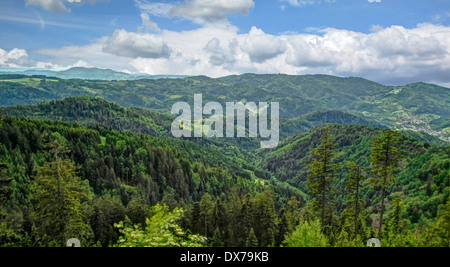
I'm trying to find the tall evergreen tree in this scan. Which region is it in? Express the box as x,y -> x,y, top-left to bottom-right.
211,227 -> 224,247
30,133 -> 93,246
389,198 -> 402,240
226,187 -> 242,247
211,197 -> 226,235
345,161 -> 365,245
199,193 -> 214,238
287,196 -> 300,229
367,129 -> 402,240
306,126 -> 337,233
251,191 -> 277,247
238,194 -> 253,246
275,208 -> 290,247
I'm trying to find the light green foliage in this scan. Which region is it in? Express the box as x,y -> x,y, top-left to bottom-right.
283,219 -> 329,247
114,204 -> 207,247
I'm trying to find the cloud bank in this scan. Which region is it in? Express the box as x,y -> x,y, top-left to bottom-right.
6,22 -> 447,87
4,0 -> 450,87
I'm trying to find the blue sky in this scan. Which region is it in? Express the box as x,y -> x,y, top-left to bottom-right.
1,0 -> 450,86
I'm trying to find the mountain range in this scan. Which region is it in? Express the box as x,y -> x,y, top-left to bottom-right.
0,69 -> 449,143
0,71 -> 449,247
0,67 -> 188,81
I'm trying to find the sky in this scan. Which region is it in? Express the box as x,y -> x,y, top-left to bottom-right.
1,0 -> 450,86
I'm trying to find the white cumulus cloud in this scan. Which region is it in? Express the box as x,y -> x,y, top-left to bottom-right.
0,48 -> 31,67
102,29 -> 172,59
8,22 -> 450,87
26,0 -> 108,13
171,0 -> 255,23
241,27 -> 287,63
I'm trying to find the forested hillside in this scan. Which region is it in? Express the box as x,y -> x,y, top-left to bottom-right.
0,115 -> 306,246
0,111 -> 448,247
0,74 -> 448,247
261,124 -> 449,229
2,96 -> 447,147
1,73 -> 449,142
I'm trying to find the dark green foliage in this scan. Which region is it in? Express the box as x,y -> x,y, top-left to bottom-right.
275,208 -> 290,247
0,87 -> 448,247
368,130 -> 403,240
0,115 -> 303,246
344,162 -> 365,244
1,97 -> 173,137
90,194 -> 126,247
262,124 -> 449,246
430,116 -> 450,131
245,228 -> 258,247
1,73 -> 449,142
280,110 -> 386,140
306,126 -> 337,233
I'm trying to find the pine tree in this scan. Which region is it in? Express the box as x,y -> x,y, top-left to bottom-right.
388,198 -> 402,245
30,133 -> 93,247
367,129 -> 402,240
238,194 -> 252,246
345,161 -> 365,245
306,126 -> 337,234
199,193 -> 214,237
251,191 -> 277,247
335,215 -> 354,247
211,227 -> 224,247
211,197 -> 226,236
287,196 -> 300,229
245,228 -> 258,247
226,187 -> 242,247
275,208 -> 290,247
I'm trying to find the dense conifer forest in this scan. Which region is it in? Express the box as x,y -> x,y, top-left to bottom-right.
0,74 -> 448,247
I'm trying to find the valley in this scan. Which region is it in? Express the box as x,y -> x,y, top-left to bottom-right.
0,72 -> 448,247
